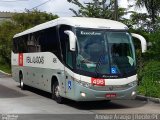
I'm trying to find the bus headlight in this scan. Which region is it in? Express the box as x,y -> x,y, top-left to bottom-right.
128,81 -> 137,87
74,79 -> 92,88
79,80 -> 92,88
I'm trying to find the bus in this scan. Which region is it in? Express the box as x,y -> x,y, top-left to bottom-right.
11,17 -> 147,103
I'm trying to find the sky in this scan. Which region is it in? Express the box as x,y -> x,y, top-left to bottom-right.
0,0 -> 146,16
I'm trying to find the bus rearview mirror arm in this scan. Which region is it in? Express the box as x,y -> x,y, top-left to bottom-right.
131,33 -> 147,53
64,30 -> 77,51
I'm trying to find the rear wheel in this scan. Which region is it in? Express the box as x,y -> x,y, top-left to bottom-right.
19,72 -> 26,90
52,81 -> 64,104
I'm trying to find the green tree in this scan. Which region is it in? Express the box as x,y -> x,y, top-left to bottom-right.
146,30 -> 160,60
135,0 -> 160,25
0,21 -> 22,64
130,12 -> 151,31
67,0 -> 127,21
12,9 -> 58,29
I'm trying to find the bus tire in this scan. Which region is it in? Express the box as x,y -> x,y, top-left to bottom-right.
19,72 -> 26,90
52,81 -> 64,104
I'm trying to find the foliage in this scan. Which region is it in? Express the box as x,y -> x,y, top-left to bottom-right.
67,0 -> 127,20
0,10 -> 58,65
135,0 -> 160,25
130,28 -> 160,98
138,61 -> 160,98
147,30 -> 160,59
130,12 -> 150,31
12,9 -> 58,29
0,59 -> 11,73
0,21 -> 22,64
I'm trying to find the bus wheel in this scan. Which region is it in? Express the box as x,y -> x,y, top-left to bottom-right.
19,73 -> 26,90
52,81 -> 64,104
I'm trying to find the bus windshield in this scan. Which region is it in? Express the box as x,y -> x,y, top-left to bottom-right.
75,28 -> 136,77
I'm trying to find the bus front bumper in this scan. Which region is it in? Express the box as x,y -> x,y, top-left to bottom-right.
73,83 -> 137,101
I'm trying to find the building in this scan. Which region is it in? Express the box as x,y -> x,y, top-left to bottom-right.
0,12 -> 14,23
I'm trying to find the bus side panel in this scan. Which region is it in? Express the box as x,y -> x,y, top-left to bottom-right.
12,52 -> 66,95
22,66 -> 65,94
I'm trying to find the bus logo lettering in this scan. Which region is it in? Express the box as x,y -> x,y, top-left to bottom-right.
26,56 -> 44,64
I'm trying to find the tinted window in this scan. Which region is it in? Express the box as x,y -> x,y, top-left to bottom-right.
59,25 -> 72,63
13,38 -> 18,53
39,27 -> 61,58
13,35 -> 27,53
27,33 -> 40,53
13,26 -> 61,60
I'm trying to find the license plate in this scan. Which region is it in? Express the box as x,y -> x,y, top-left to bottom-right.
105,93 -> 116,98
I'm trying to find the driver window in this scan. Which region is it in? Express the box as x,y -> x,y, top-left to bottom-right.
59,25 -> 73,68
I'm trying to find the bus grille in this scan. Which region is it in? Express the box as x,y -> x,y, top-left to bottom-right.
90,84 -> 131,91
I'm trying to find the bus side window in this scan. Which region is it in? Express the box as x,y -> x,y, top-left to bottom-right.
13,38 -> 19,53
17,35 -> 27,53
13,35 -> 28,53
36,27 -> 61,59
27,33 -> 41,53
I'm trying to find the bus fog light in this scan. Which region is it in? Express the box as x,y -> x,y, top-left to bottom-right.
80,92 -> 86,97
131,91 -> 136,97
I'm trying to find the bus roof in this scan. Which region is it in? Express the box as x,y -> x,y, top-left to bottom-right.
13,17 -> 128,38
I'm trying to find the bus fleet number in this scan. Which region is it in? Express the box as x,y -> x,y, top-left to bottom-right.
91,78 -> 105,86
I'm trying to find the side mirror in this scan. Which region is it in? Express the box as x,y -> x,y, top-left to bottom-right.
64,30 -> 76,51
131,33 -> 147,53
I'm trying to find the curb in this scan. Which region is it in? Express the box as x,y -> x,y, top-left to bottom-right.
136,95 -> 160,104
0,70 -> 11,76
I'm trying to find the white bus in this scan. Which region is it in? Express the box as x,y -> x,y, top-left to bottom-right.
12,17 -> 147,103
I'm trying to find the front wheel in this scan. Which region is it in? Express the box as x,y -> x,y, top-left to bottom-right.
52,81 -> 64,104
